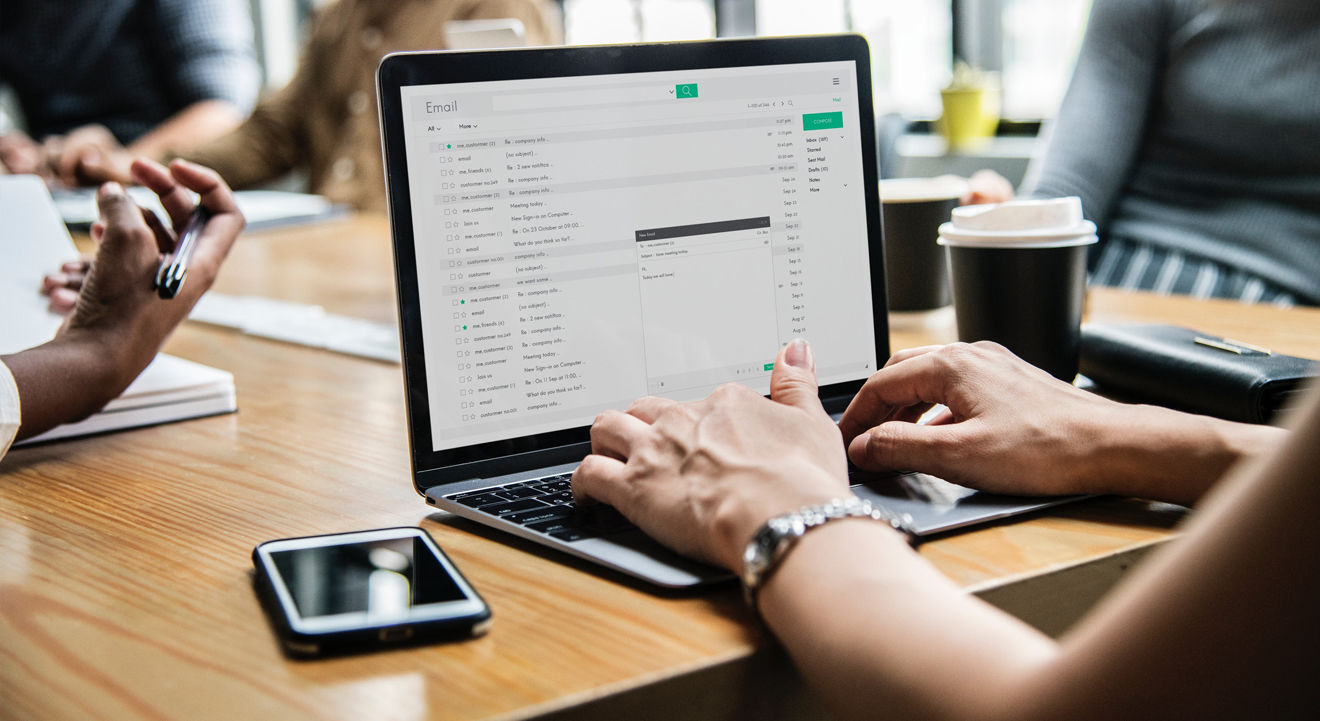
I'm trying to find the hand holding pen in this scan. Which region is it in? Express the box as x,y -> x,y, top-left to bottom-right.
42,159 -> 243,313
17,158 -> 244,437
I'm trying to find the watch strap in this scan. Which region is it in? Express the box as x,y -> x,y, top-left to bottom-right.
740,497 -> 917,613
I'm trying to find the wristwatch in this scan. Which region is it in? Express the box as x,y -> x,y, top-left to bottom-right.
740,497 -> 917,613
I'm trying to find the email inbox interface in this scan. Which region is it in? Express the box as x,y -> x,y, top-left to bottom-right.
401,61 -> 877,451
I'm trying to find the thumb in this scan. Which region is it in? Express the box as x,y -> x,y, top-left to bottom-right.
770,339 -> 825,416
95,182 -> 148,242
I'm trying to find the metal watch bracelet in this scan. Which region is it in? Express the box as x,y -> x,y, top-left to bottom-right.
740,497 -> 917,613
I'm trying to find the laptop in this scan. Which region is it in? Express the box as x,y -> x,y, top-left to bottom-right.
377,35 -> 1080,588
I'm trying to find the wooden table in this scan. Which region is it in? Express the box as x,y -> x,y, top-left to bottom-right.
3,214 -> 1316,721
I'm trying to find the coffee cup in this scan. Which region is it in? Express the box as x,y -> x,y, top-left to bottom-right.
938,197 -> 1097,381
880,176 -> 966,313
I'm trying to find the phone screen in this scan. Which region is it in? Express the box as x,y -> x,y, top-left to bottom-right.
270,536 -> 467,620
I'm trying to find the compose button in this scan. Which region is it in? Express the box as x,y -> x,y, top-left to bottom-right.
675,83 -> 699,99
802,111 -> 843,131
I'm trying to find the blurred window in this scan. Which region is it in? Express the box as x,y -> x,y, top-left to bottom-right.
554,0 -> 1092,120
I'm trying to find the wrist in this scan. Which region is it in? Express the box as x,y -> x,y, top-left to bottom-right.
740,497 -> 917,615
713,467 -> 849,571
57,326 -> 147,400
1078,402 -> 1281,505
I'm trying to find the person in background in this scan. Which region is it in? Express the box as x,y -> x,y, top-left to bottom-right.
967,0 -> 1320,306
0,0 -> 260,187
182,0 -> 563,213
571,339 -> 1317,720
0,159 -> 243,461
38,0 -> 560,314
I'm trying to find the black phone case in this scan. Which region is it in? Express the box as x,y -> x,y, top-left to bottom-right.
252,528 -> 492,658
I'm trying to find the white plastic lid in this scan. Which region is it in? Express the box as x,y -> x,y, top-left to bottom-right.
938,197 -> 1097,248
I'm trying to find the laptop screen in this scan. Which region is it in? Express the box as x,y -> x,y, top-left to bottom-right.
379,38 -> 888,478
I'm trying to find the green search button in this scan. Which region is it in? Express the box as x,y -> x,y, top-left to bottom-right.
675,83 -> 699,99
802,111 -> 843,131
763,362 -> 775,371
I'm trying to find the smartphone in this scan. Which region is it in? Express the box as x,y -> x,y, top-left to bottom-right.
252,527 -> 491,657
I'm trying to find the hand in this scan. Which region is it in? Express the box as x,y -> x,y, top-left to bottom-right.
0,129 -> 43,175
4,157 -> 243,439
42,124 -> 134,186
839,342 -> 1122,496
571,340 -> 853,570
961,169 -> 1014,206
59,157 -> 244,388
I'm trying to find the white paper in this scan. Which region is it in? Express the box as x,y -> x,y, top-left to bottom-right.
0,175 -> 80,354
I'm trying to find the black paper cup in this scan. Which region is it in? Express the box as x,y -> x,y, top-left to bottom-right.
940,232 -> 1095,381
880,178 -> 965,312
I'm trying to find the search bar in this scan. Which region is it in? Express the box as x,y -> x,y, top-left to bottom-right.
492,84 -> 683,112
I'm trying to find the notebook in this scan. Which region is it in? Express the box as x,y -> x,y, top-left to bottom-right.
377,36 -> 1079,588
1,175 -> 237,446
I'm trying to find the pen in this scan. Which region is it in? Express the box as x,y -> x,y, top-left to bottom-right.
154,204 -> 210,300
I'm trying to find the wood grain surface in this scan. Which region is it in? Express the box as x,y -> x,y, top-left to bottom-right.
2,214 -> 1316,721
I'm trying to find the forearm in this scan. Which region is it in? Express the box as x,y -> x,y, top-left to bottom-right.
127,100 -> 245,161
1021,0 -> 1162,224
759,521 -> 1057,721
1,333 -> 136,440
1074,402 -> 1287,506
180,84 -> 307,190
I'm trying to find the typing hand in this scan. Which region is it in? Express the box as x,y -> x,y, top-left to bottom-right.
572,340 -> 852,570
838,342 -> 1121,496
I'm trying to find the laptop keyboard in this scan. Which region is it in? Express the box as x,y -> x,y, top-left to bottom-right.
445,473 -> 636,542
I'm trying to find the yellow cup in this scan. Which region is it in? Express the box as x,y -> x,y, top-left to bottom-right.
937,87 -> 1000,151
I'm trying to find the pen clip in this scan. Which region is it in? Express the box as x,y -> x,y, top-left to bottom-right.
154,205 -> 211,299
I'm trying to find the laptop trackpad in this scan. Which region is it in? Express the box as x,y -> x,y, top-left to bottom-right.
851,471 -> 1085,536
575,531 -> 731,587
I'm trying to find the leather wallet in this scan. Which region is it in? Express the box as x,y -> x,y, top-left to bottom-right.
1079,323 -> 1317,424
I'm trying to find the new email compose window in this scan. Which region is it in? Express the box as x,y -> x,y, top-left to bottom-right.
400,60 -> 877,450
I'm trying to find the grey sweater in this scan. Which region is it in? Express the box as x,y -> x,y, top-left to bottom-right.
1023,0 -> 1320,304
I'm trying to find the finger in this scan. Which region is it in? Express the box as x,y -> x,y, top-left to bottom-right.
589,409 -> 651,461
847,420 -> 972,476
571,453 -> 629,506
625,395 -> 677,424
60,259 -> 92,274
59,146 -> 93,187
95,182 -> 151,245
47,288 -> 80,315
141,207 -> 177,254
885,344 -> 943,368
837,351 -> 954,443
76,152 -> 108,184
165,158 -> 241,217
130,157 -> 195,230
162,159 -> 244,270
41,271 -> 84,293
769,338 -> 828,417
